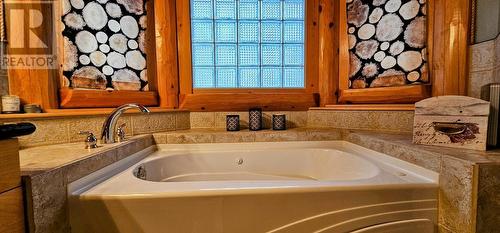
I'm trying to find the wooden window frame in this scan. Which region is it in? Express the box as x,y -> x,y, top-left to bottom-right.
175,0 -> 320,111
57,0 -> 159,108
4,0 -> 473,113
334,0 -> 471,105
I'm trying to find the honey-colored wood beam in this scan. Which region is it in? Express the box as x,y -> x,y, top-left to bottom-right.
181,93 -> 319,111
339,85 -> 432,104
318,0 -> 337,106
153,0 -> 179,108
59,89 -> 158,108
5,1 -> 58,110
430,0 -> 471,96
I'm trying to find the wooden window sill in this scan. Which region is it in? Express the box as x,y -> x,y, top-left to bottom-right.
0,108 -> 187,120
309,104 -> 415,111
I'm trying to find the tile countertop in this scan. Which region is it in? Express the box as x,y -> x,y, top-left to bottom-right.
19,128 -> 500,177
19,135 -> 156,176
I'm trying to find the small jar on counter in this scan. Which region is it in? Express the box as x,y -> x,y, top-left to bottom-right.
24,104 -> 42,113
1,95 -> 21,114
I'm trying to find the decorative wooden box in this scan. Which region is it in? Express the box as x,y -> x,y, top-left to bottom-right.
413,96 -> 490,151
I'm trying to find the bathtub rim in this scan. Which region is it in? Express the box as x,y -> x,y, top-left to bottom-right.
69,141 -> 439,199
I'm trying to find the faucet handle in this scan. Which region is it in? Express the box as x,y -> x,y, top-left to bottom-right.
117,123 -> 127,142
79,131 -> 98,149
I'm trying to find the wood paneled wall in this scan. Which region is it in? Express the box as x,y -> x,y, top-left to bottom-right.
3,0 -> 475,111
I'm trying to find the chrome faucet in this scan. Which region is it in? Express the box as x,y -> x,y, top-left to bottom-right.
101,103 -> 150,144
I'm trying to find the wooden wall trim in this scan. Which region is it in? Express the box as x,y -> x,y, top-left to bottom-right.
181,93 -> 319,111
431,0 -> 470,96
59,89 -> 158,108
317,104 -> 415,111
176,0 -> 193,104
318,0 -> 337,106
306,0 -> 320,93
339,85 -> 432,104
153,0 -> 179,108
337,0 -> 349,92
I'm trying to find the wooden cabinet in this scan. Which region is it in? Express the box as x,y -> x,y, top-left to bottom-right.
0,138 -> 25,233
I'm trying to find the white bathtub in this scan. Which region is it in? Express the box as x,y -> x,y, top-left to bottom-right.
69,141 -> 438,233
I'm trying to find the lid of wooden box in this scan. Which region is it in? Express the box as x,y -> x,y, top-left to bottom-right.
415,95 -> 490,116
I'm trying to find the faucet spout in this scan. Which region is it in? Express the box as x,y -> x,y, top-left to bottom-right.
101,103 -> 150,144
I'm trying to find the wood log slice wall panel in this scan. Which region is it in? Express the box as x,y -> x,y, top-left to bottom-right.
61,0 -> 148,91
346,0 -> 429,89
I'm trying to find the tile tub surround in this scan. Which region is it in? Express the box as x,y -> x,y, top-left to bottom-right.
20,128 -> 500,233
468,34 -> 500,98
21,135 -> 155,233
345,131 -> 500,233
190,111 -> 309,129
0,111 -> 190,148
307,109 -> 414,132
190,109 -> 414,133
0,109 -> 412,148
476,164 -> 500,233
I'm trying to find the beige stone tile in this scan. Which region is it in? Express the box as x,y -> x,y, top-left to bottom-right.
345,131 -> 442,172
64,149 -> 118,183
254,130 -> 306,142
213,131 -> 255,143
476,164 -> 500,233
175,112 -> 191,130
468,70 -> 495,98
29,169 -> 70,233
343,111 -> 373,130
305,129 -> 343,141
17,118 -> 70,148
190,112 -> 216,128
307,111 -> 336,128
167,133 -> 214,144
114,136 -> 154,161
372,111 -> 414,132
307,110 -> 413,132
289,111 -> 308,128
470,40 -> 496,72
67,116 -> 106,143
131,113 -> 176,134
153,133 -> 168,144
438,156 -> 475,233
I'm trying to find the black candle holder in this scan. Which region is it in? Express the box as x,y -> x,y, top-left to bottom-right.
249,108 -> 263,131
226,115 -> 240,131
272,114 -> 287,130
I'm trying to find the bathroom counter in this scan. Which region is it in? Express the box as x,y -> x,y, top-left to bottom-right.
18,128 -> 500,233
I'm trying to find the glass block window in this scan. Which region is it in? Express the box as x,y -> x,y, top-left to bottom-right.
190,0 -> 305,88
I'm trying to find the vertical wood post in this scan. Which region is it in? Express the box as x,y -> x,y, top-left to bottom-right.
5,1 -> 58,110
153,0 -> 180,108
431,0 -> 471,96
318,0 -> 337,106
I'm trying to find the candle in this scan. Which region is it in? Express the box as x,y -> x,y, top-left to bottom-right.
249,108 -> 263,131
226,115 -> 240,131
2,95 -> 20,114
272,114 -> 287,130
